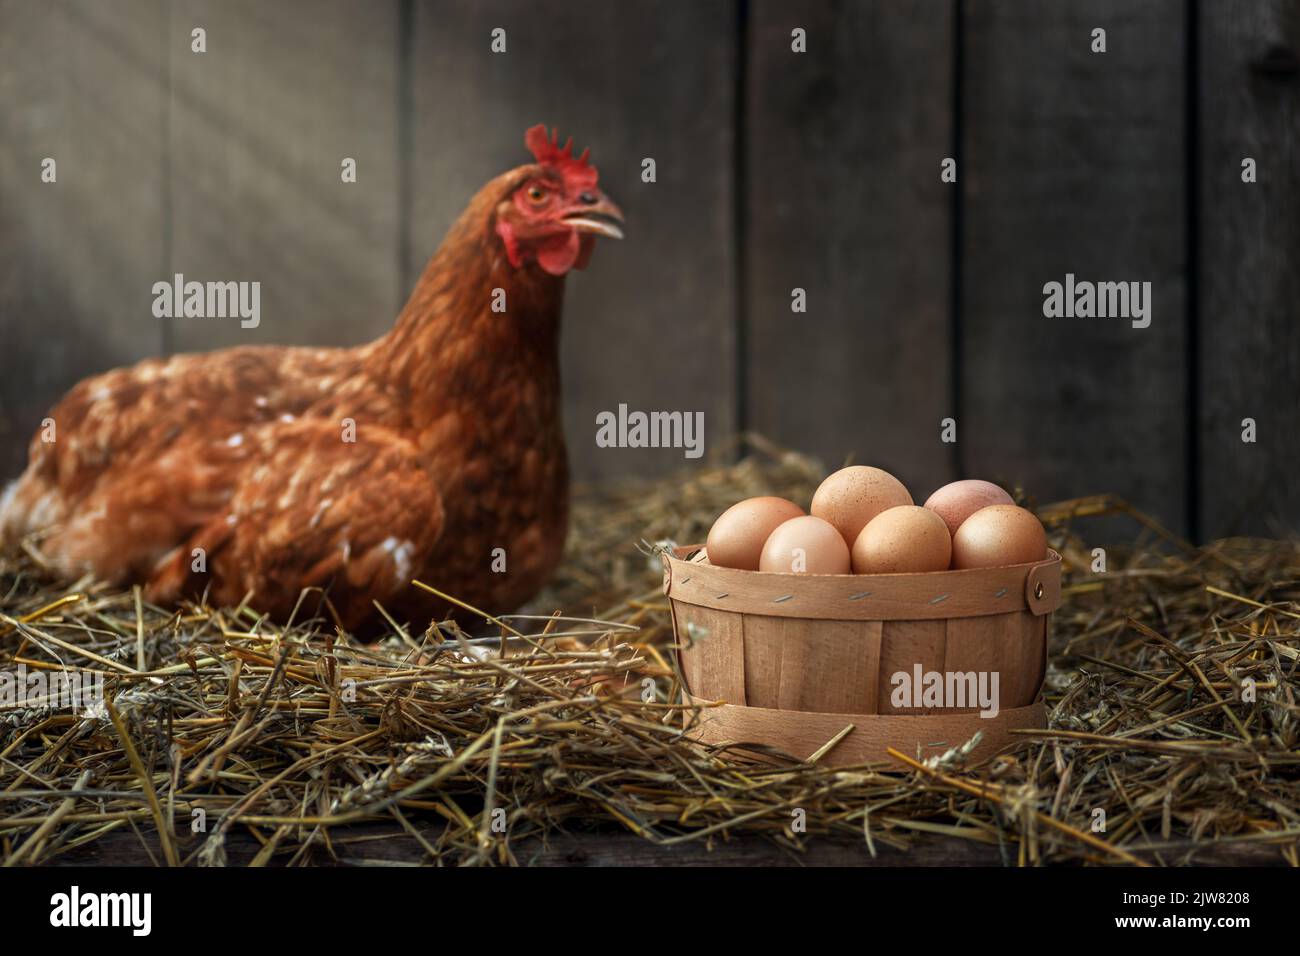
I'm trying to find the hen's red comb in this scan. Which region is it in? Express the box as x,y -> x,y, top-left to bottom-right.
525,124 -> 599,190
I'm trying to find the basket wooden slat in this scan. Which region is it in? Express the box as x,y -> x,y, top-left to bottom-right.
678,603 -> 746,705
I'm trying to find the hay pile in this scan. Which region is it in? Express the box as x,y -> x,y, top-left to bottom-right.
2,438 -> 1298,866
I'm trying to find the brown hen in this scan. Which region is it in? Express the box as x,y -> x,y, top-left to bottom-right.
1,125 -> 624,630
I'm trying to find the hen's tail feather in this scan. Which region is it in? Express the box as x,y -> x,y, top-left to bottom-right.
0,477 -> 23,546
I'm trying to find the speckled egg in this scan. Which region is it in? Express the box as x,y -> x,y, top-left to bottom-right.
810,466 -> 913,546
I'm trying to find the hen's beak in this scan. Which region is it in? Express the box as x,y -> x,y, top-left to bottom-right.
562,192 -> 625,240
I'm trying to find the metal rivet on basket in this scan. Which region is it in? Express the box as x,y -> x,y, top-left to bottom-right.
714,592 -> 729,600
929,593 -> 950,605
848,591 -> 872,601
1034,581 -> 1045,599
773,594 -> 794,603
994,587 -> 1008,598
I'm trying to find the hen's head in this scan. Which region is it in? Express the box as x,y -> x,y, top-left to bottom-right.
493,125 -> 624,276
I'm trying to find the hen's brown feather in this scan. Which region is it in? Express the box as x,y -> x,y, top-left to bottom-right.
145,418 -> 444,628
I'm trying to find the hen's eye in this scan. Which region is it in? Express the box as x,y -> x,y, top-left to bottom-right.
527,186 -> 547,203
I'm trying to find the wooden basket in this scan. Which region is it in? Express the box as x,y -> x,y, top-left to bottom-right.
664,545 -> 1061,767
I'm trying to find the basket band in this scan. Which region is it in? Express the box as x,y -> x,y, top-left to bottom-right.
682,695 -> 1047,767
664,548 -> 1062,621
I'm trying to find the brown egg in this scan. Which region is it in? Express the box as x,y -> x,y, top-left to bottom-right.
759,515 -> 851,574
811,466 -> 913,546
705,496 -> 805,570
852,505 -> 952,574
951,505 -> 1047,569
923,479 -> 1015,537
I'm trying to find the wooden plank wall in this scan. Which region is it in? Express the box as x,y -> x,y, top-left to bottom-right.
1199,0 -> 1300,539
1,0 -> 1298,541
0,0 -> 167,479
961,0 -> 1189,532
746,0 -> 956,499
168,0 -> 403,355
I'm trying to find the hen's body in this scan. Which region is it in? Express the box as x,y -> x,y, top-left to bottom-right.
0,147 -> 601,629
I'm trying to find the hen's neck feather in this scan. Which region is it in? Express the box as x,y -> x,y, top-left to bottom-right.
371,171 -> 565,417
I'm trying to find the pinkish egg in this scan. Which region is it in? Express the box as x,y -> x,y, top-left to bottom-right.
811,466 -> 913,546
923,479 -> 1015,537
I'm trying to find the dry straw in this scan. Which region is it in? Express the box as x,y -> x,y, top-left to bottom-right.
2,436 -> 1297,866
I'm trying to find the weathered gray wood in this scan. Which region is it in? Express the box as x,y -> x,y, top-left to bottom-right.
409,0 -> 739,482
1198,1 -> 1300,539
0,0 -> 167,480
5,0 -> 1300,545
961,1 -> 1189,535
746,0 -> 957,498
43,821 -> 1292,867
39,824 -> 1005,866
168,0 -> 402,353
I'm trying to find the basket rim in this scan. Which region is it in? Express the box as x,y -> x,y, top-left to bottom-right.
663,546 -> 1062,620
668,544 -> 1060,580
